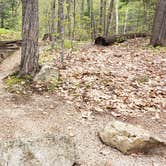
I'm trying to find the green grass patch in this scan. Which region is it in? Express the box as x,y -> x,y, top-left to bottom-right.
137,75 -> 149,84
0,28 -> 21,40
5,74 -> 31,94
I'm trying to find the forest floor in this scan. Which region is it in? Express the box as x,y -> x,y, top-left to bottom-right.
0,38 -> 166,165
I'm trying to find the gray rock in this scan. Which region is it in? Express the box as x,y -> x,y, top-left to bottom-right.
0,135 -> 76,166
99,120 -> 165,154
34,64 -> 59,82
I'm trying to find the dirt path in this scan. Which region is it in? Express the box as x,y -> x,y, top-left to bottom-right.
0,94 -> 165,166
0,41 -> 166,165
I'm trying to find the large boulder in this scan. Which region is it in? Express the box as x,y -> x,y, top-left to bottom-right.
34,64 -> 59,82
99,120 -> 165,154
0,135 -> 76,166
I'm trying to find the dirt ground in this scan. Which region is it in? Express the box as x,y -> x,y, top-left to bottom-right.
0,38 -> 166,166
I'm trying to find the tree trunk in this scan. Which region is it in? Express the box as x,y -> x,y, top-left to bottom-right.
72,0 -> 76,40
91,0 -> 96,39
103,0 -> 107,36
115,0 -> 119,35
105,0 -> 114,36
81,0 -> 84,19
1,16 -> 4,28
0,2 -> 4,28
99,0 -> 104,34
20,0 -> 39,77
123,7 -> 128,34
143,0 -> 150,31
66,0 -> 72,40
150,0 -> 166,46
57,0 -> 63,38
58,0 -> 64,62
50,0 -> 56,48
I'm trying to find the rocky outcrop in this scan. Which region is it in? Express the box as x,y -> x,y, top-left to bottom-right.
99,120 -> 165,154
0,135 -> 76,166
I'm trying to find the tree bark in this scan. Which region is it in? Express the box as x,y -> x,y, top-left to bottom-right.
81,0 -> 84,19
58,0 -> 64,62
66,0 -> 72,39
91,0 -> 96,39
115,0 -> 119,35
123,7 -> 128,34
50,0 -> 56,48
150,0 -> 166,46
103,0 -> 107,36
0,1 -> 5,28
105,0 -> 114,36
20,0 -> 39,77
72,0 -> 76,40
99,0 -> 104,34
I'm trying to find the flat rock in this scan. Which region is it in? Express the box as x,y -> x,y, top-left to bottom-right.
0,135 -> 76,166
99,120 -> 165,154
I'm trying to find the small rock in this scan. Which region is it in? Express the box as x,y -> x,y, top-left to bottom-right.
99,120 -> 166,154
34,64 -> 59,82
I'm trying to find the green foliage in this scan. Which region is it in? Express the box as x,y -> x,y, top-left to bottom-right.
0,0 -> 21,30
1,0 -> 156,42
0,28 -> 20,40
64,40 -> 72,49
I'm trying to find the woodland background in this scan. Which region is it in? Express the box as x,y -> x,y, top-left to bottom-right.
0,0 -> 156,41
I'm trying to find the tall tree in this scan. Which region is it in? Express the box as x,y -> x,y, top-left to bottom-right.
81,0 -> 84,19
87,0 -> 96,40
150,0 -> 166,46
58,0 -> 64,62
103,0 -> 107,35
143,0 -> 150,31
20,0 -> 39,77
72,0 -> 76,40
50,0 -> 56,48
99,0 -> 104,34
105,0 -> 114,36
66,0 -> 72,39
123,6 -> 128,34
115,0 -> 119,34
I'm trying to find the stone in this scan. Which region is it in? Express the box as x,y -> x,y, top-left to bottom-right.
105,161 -> 112,166
34,64 -> 59,82
99,120 -> 165,154
0,135 -> 76,166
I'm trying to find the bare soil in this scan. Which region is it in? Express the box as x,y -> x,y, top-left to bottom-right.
0,39 -> 166,166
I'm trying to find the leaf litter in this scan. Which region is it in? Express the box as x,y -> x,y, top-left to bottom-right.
51,39 -> 166,125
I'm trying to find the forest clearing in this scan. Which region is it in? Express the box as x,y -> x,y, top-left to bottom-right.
0,0 -> 166,165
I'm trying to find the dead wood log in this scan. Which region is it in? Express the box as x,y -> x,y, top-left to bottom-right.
0,40 -> 22,47
95,33 -> 149,46
0,40 -> 22,50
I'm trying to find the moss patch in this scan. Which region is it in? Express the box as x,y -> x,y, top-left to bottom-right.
5,74 -> 31,94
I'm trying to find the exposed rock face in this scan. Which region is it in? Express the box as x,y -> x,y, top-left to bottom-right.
34,64 -> 59,82
0,135 -> 76,166
99,120 -> 165,154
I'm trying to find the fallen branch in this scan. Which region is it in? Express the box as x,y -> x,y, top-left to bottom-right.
95,33 -> 149,46
0,40 -> 22,48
